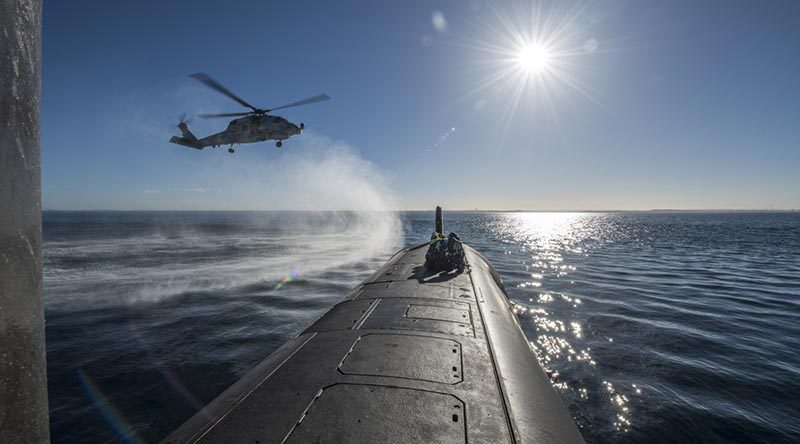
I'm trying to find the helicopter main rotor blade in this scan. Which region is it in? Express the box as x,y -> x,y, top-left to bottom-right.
198,111 -> 253,119
268,94 -> 330,112
190,73 -> 258,111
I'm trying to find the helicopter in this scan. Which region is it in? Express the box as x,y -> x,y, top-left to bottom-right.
170,73 -> 330,153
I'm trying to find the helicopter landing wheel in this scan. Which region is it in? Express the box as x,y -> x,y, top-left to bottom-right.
228,147 -> 235,154
276,140 -> 283,148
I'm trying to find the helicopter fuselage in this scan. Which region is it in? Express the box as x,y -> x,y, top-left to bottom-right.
170,114 -> 303,151
200,114 -> 302,147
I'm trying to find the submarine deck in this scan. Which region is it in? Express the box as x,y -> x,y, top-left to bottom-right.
164,244 -> 584,443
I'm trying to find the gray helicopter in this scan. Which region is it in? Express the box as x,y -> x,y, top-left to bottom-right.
170,73 -> 329,153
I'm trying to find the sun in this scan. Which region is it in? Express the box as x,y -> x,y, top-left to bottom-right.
516,43 -> 551,74
455,0 -> 604,133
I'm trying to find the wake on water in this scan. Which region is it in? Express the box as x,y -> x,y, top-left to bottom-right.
44,137 -> 403,310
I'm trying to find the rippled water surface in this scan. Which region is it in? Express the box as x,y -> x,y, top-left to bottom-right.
44,211 -> 800,443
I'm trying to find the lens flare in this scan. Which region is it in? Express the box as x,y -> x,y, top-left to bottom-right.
77,370 -> 146,444
274,267 -> 300,291
129,324 -> 210,418
432,11 -> 448,33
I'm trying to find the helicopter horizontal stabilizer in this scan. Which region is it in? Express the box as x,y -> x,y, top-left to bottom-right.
169,136 -> 203,150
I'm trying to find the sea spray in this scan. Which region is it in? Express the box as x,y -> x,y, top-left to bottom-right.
44,135 -> 402,308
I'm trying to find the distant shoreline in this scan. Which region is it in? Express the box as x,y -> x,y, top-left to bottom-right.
42,209 -> 799,213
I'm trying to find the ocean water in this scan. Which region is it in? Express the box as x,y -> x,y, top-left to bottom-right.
43,211 -> 800,443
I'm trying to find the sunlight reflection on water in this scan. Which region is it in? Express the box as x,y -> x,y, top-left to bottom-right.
491,212 -> 637,434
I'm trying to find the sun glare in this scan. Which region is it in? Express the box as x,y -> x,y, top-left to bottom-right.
517,44 -> 551,74
455,0 -> 604,133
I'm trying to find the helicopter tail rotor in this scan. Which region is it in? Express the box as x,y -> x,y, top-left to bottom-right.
171,114 -> 200,148
178,113 -> 194,125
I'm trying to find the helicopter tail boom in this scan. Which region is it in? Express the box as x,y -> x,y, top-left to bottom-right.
169,122 -> 203,149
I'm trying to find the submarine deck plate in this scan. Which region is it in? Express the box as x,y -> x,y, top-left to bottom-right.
163,244 -> 584,444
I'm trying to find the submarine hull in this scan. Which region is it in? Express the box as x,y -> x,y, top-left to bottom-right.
163,243 -> 584,443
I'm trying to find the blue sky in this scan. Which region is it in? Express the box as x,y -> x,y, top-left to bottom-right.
42,0 -> 800,210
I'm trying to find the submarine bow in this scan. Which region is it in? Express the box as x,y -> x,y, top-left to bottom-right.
163,218 -> 584,443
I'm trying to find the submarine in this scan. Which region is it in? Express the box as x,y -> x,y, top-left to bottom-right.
163,207 -> 584,443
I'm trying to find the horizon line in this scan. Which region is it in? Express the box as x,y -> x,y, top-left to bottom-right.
42,208 -> 799,213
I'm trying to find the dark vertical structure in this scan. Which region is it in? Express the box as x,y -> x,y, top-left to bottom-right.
435,205 -> 443,234
0,0 -> 49,442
